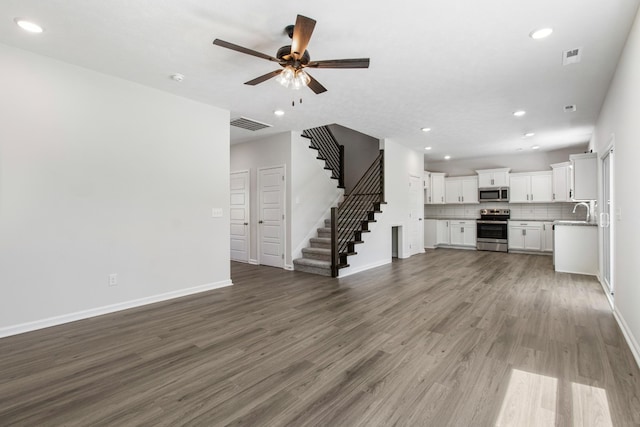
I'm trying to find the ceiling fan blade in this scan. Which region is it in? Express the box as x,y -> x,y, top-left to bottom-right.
244,69 -> 283,86
213,39 -> 280,63
306,58 -> 370,69
305,72 -> 327,94
290,15 -> 316,60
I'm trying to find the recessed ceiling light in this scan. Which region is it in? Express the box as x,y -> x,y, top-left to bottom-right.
444,155 -> 451,160
516,148 -> 524,151
523,132 -> 535,137
170,73 -> 184,82
424,146 -> 432,150
273,109 -> 285,116
530,28 -> 553,40
14,18 -> 43,33
421,127 -> 432,132
513,110 -> 526,117
531,145 -> 540,150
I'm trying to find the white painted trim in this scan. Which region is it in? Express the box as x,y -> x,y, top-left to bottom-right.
230,169 -> 251,263
597,274 -> 615,309
613,307 -> 640,370
284,264 -> 294,271
338,259 -> 391,278
249,258 -> 259,265
0,279 -> 233,339
257,164 -> 287,269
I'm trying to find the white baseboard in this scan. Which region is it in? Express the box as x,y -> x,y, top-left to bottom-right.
284,264 -> 294,271
613,307 -> 640,370
248,259 -> 259,265
0,279 -> 233,339
338,259 -> 391,278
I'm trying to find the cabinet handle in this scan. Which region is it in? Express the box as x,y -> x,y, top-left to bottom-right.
553,193 -> 555,200
462,196 -> 464,202
523,229 -> 527,236
570,189 -> 573,198
441,196 -> 444,202
491,178 -> 494,185
526,194 -> 529,200
531,194 -> 534,201
429,196 -> 431,202
543,224 -> 546,231
461,227 -> 464,233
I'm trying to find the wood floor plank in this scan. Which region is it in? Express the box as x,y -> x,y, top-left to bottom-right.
1,249 -> 640,425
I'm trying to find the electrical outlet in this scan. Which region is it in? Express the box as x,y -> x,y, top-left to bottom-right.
108,273 -> 118,286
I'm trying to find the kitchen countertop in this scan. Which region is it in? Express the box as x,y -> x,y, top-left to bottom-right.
425,217 -> 477,221
553,220 -> 598,227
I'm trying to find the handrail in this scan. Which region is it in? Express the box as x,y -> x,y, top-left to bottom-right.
302,126 -> 344,188
331,150 -> 384,277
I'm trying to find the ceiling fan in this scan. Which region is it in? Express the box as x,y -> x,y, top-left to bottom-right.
213,14 -> 370,94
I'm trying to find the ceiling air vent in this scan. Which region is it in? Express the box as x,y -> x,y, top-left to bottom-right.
230,117 -> 272,131
562,47 -> 582,65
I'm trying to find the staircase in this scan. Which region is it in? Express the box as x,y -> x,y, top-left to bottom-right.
293,125 -> 385,278
292,218 -> 334,276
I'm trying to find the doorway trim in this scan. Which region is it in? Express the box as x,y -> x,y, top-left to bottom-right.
230,169 -> 250,263
599,135 -> 615,308
257,164 -> 287,269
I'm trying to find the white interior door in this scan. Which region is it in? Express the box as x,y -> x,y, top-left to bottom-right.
230,171 -> 250,263
258,166 -> 285,268
409,175 -> 421,255
602,148 -> 614,297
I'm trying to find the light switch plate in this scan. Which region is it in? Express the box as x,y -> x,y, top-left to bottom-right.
212,208 -> 223,218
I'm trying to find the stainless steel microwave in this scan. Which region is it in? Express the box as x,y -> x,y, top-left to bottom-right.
478,187 -> 509,202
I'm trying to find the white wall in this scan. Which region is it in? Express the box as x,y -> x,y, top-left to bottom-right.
339,139 -> 424,277
0,44 -> 231,335
588,7 -> 640,364
230,132 -> 292,265
426,146 -> 587,176
328,124 -> 380,193
291,133 -> 344,261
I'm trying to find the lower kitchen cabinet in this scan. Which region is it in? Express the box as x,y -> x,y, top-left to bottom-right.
450,220 -> 476,247
542,222 -> 554,252
508,221 -> 543,251
436,220 -> 450,245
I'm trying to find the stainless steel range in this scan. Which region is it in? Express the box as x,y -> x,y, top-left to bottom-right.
476,208 -> 510,252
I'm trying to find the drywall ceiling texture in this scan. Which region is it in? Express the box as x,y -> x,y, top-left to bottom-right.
426,146 -> 588,176
0,1 -> 638,159
589,7 -> 640,364
0,44 -> 231,331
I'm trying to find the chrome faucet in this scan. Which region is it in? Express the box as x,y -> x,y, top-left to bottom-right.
572,202 -> 590,222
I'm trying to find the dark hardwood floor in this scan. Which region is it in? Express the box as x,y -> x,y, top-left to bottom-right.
1,249 -> 639,426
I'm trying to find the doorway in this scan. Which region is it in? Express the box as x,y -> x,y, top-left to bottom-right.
258,166 -> 285,268
601,144 -> 614,303
230,170 -> 250,263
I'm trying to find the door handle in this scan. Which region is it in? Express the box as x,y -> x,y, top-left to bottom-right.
244,222 -> 248,225
259,220 -> 263,224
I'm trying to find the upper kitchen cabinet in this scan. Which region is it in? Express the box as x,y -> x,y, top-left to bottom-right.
476,168 -> 510,188
428,172 -> 446,204
551,162 -> 572,202
509,171 -> 553,203
570,153 -> 597,201
445,176 -> 479,204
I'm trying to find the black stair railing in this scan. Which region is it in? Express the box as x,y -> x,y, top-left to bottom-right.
331,150 -> 384,277
302,126 -> 344,188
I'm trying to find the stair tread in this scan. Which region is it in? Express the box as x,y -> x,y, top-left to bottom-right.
302,247 -> 331,254
293,258 -> 331,267
310,237 -> 331,242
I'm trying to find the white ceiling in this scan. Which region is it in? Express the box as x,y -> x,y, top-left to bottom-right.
1,0 -> 638,160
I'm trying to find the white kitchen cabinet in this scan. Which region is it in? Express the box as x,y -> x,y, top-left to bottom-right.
554,224 -> 597,275
436,220 -> 450,245
450,220 -> 476,247
509,221 -> 543,251
444,176 -> 479,204
542,222 -> 554,252
424,219 -> 437,249
509,172 -> 553,203
551,162 -> 572,202
571,152 -> 597,201
430,173 -> 446,204
424,171 -> 432,204
476,168 -> 510,188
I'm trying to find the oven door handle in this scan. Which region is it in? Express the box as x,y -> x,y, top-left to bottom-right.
477,220 -> 508,224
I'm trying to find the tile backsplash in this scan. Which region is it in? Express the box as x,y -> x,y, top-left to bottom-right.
424,202 -> 591,221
